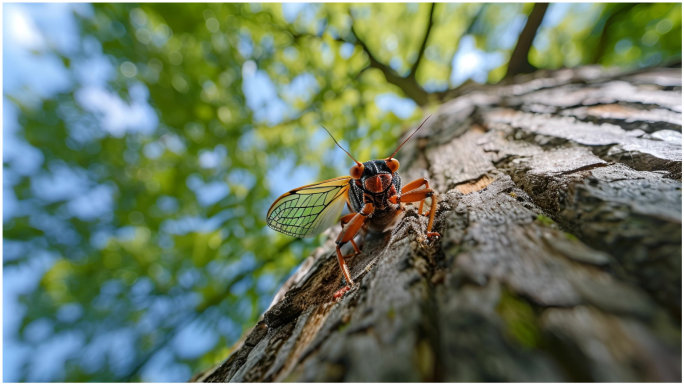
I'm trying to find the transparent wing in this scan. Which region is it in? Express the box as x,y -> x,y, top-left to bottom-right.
267,176 -> 351,238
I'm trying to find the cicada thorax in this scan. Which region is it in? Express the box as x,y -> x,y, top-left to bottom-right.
348,159 -> 403,232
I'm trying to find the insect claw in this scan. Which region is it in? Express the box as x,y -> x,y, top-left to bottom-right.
333,285 -> 351,299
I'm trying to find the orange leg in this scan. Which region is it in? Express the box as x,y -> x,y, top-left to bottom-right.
333,203 -> 374,298
390,180 -> 439,238
340,213 -> 361,255
401,177 -> 430,192
400,178 -> 431,215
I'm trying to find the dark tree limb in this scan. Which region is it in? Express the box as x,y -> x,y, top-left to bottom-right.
409,2 -> 437,77
348,13 -> 430,106
505,3 -> 549,78
446,4 -> 487,85
591,3 -> 639,63
275,4 -> 675,114
281,14 -> 431,106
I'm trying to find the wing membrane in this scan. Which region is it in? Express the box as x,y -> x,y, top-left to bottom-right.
267,176 -> 351,238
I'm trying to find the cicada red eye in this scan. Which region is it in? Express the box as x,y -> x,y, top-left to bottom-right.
350,163 -> 364,179
386,158 -> 400,173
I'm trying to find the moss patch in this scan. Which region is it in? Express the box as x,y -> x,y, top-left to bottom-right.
496,289 -> 541,349
535,214 -> 556,227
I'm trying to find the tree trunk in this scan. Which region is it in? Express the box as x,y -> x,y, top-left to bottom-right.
196,66 -> 681,382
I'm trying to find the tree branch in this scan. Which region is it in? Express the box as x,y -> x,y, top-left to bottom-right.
591,3 -> 638,63
409,2 -> 437,77
505,3 -> 549,78
348,12 -> 430,106
446,4 -> 487,86
282,8 -> 440,106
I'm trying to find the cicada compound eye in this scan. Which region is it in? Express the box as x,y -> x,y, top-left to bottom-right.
386,158 -> 400,173
350,163 -> 364,179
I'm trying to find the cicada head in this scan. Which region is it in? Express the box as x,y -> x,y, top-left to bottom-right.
360,160 -> 394,194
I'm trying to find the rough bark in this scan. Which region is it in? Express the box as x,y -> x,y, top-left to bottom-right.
196,66 -> 681,382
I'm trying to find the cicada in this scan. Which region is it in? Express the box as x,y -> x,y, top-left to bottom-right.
267,117 -> 439,298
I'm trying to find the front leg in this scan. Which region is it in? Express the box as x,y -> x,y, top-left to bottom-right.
390,178 -> 439,238
340,212 -> 361,255
399,177 -> 431,215
334,203 -> 374,298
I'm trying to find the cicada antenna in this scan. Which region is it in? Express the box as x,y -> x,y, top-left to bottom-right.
386,115 -> 432,159
322,125 -> 362,166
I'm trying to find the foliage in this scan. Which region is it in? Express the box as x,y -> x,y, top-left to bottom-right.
3,3 -> 681,381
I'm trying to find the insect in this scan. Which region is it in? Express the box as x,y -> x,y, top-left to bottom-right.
266,117 -> 439,298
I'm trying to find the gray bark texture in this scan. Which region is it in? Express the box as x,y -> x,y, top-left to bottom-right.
196,66 -> 681,382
